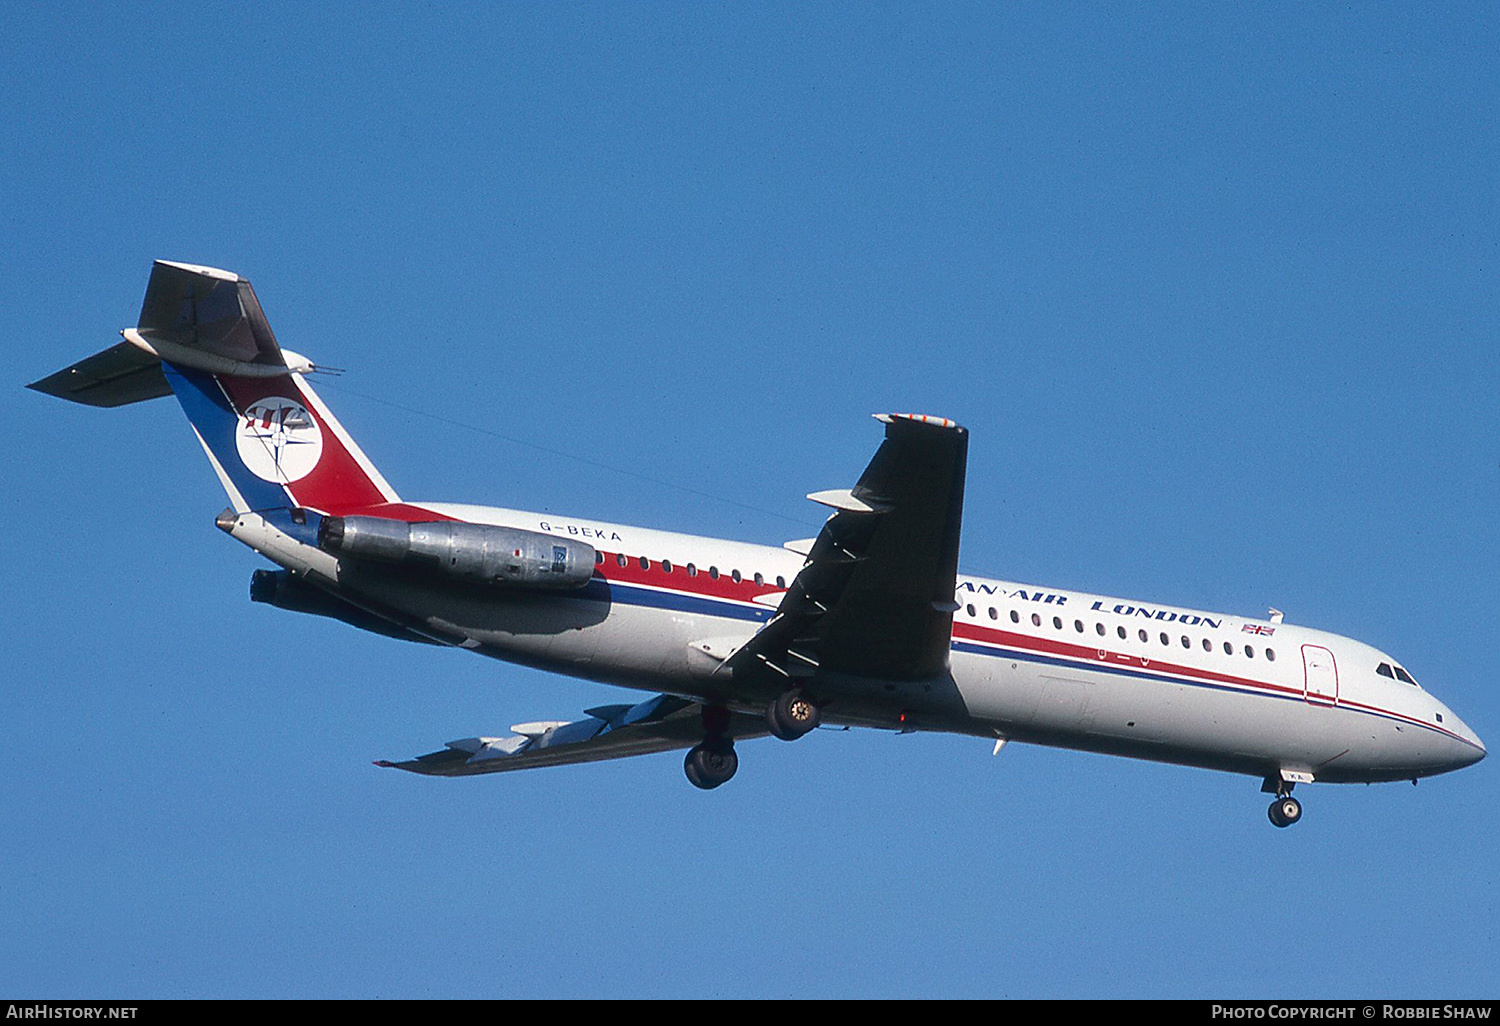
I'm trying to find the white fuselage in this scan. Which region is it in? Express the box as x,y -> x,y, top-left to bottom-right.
240,500 -> 1485,788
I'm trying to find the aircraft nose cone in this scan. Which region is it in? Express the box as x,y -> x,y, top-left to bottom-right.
1462,735 -> 1485,766
1445,716 -> 1485,769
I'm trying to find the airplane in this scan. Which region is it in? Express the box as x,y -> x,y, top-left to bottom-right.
28,260 -> 1486,827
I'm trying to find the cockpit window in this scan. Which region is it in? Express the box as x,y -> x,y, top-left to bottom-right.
1393,666 -> 1418,686
1377,663 -> 1395,679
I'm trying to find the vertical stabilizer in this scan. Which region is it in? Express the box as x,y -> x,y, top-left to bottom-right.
29,260 -> 401,516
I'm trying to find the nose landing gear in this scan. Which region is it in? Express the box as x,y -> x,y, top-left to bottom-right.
1262,773 -> 1305,827
1268,795 -> 1303,828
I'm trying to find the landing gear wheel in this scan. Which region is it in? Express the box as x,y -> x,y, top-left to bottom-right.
684,740 -> 738,789
766,689 -> 821,741
1268,795 -> 1302,828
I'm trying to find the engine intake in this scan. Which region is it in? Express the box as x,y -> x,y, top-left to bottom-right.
318,516 -> 596,590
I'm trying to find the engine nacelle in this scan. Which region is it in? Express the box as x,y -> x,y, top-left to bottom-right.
250,569 -> 441,645
317,516 -> 596,590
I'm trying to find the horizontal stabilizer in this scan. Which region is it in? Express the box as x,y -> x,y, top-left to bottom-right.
135,259 -> 288,368
28,260 -> 299,408
27,340 -> 171,408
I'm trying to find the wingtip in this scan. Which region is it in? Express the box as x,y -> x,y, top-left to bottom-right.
154,259 -> 240,281
874,412 -> 963,431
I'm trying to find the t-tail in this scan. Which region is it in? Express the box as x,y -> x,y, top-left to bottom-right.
28,260 -> 401,518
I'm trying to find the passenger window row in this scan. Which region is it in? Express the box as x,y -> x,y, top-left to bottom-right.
959,603 -> 1276,662
595,551 -> 787,589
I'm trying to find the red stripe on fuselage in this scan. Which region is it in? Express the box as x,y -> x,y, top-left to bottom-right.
592,551 -> 786,606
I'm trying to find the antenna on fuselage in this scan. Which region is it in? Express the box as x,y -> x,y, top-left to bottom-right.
1268,608 -> 1285,624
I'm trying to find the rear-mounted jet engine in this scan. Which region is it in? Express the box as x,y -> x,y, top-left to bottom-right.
318,516 -> 596,590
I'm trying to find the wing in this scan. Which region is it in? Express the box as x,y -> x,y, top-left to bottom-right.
726,412 -> 968,683
376,694 -> 769,777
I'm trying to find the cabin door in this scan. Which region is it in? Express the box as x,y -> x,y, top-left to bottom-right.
1302,644 -> 1338,706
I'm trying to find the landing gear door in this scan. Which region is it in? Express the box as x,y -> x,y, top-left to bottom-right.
1302,644 -> 1338,706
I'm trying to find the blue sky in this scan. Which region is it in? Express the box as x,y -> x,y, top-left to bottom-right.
3,3 -> 1496,998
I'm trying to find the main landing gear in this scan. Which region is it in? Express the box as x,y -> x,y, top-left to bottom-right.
766,688 -> 820,741
684,704 -> 737,790
684,739 -> 738,789
682,693 -> 822,789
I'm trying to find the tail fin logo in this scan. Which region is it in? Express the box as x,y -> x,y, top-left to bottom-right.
236,396 -> 324,483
